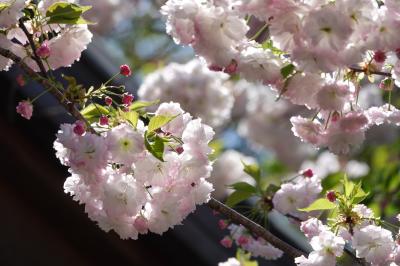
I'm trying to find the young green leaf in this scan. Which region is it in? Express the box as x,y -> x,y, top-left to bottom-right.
236,249 -> 258,266
80,103 -> 109,123
226,190 -> 254,207
299,198 -> 337,212
229,182 -> 257,193
242,162 -> 261,184
280,64 -> 296,79
46,2 -> 92,24
129,100 -> 159,112
144,131 -> 165,162
352,185 -> 369,204
147,114 -> 177,133
0,3 -> 10,12
124,111 -> 139,128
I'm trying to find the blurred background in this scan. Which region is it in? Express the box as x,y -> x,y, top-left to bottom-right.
1,0 -> 400,265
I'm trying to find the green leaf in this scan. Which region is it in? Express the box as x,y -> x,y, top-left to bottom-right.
144,131 -> 165,162
208,139 -> 224,161
353,188 -> 369,204
299,198 -> 337,212
243,162 -> 261,184
226,190 -> 254,207
46,2 -> 92,25
343,174 -> 354,198
129,100 -> 159,112
147,114 -> 177,133
123,111 -> 139,128
236,249 -> 258,266
264,184 -> 280,197
0,3 -> 10,12
230,182 -> 257,193
280,64 -> 296,79
80,103 -> 109,123
351,182 -> 369,204
262,40 -> 285,55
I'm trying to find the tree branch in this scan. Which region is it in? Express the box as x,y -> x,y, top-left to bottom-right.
348,66 -> 392,77
0,47 -> 93,132
18,19 -> 49,79
208,198 -> 305,258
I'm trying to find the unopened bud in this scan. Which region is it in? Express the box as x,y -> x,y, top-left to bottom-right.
326,190 -> 336,202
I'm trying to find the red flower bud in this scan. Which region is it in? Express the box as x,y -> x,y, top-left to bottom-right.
36,41 -> 51,58
302,169 -> 314,178
99,115 -> 109,126
120,64 -> 132,76
176,146 -> 184,154
326,190 -> 336,202
73,120 -> 86,136
105,96 -> 112,106
373,50 -> 386,63
218,219 -> 228,230
224,59 -> 238,74
122,93 -> 134,106
220,236 -> 233,248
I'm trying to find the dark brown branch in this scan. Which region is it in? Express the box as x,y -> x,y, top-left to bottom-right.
207,198 -> 305,258
348,66 -> 392,77
0,47 -> 94,133
18,19 -> 49,79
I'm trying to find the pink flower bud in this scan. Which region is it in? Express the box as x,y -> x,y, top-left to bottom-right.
237,235 -> 250,246
16,100 -> 33,120
302,169 -> 314,178
36,41 -> 51,58
373,50 -> 386,63
326,190 -> 336,202
105,96 -> 112,106
224,59 -> 238,74
208,64 -> 223,72
212,210 -> 220,216
220,236 -> 232,248
176,146 -> 184,154
396,48 -> 400,59
16,74 -> 25,87
120,64 -> 132,76
73,120 -> 86,136
122,93 -> 134,106
331,111 -> 341,122
218,219 -> 228,230
99,115 -> 109,126
134,216 -> 148,234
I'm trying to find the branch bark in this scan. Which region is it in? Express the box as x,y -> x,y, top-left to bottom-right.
208,198 -> 306,258
348,66 -> 392,77
18,19 -> 49,79
0,47 -> 93,131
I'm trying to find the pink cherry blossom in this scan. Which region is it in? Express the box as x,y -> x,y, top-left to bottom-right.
16,100 -> 33,120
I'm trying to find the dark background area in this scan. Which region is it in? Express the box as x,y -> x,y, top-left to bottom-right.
0,47 -> 298,266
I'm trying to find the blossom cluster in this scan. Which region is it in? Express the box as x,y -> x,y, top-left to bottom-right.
219,223 -> 283,261
272,170 -> 322,220
297,206 -> 400,266
161,0 -> 400,155
0,0 -> 92,72
209,149 -> 256,199
138,59 -> 234,128
54,102 -> 215,239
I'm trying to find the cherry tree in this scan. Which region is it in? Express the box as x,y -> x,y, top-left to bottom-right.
3,0 -> 400,265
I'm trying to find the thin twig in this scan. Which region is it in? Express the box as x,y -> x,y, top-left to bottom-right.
18,19 -> 49,79
0,47 -> 94,133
